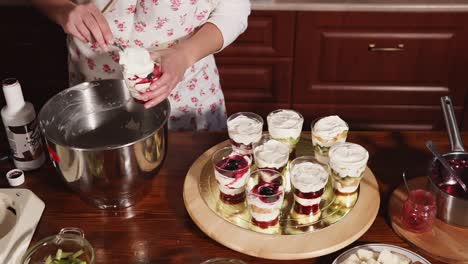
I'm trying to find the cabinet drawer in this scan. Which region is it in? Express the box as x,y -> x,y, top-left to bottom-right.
293,12 -> 468,107
294,104 -> 463,131
217,11 -> 296,57
217,57 -> 292,103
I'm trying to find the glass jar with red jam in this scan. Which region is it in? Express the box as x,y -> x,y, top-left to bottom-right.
401,189 -> 437,233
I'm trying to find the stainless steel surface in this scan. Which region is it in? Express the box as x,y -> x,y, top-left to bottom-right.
441,96 -> 465,152
425,140 -> 467,191
428,152 -> 468,227
38,80 -> 169,209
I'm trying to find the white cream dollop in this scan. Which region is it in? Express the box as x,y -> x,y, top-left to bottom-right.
291,162 -> 329,193
227,115 -> 263,145
253,140 -> 289,169
267,110 -> 303,139
312,115 -> 348,143
329,142 -> 369,178
119,46 -> 154,76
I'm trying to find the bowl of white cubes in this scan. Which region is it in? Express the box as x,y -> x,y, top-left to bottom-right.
332,243 -> 431,264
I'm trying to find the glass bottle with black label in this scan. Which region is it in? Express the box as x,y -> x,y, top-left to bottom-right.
1,78 -> 45,170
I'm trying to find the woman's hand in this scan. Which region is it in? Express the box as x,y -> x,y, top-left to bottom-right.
142,48 -> 192,109
57,2 -> 113,49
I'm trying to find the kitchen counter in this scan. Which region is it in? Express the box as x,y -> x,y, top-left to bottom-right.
0,131 -> 457,263
3,0 -> 468,12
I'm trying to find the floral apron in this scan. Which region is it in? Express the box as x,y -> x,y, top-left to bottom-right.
68,0 -> 227,131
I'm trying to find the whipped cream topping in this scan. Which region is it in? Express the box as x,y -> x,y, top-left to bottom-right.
312,115 -> 348,145
253,140 -> 289,169
119,47 -> 154,75
294,196 -> 321,206
267,110 -> 304,139
291,162 -> 329,193
227,115 -> 263,145
329,143 -> 369,178
333,181 -> 359,193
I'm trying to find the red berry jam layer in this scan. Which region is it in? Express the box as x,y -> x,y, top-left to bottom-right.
251,217 -> 279,229
293,188 -> 324,215
219,192 -> 246,205
294,202 -> 320,215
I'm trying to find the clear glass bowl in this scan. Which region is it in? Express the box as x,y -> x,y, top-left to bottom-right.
21,227 -> 95,264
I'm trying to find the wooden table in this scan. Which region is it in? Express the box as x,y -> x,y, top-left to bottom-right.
0,131 -> 458,264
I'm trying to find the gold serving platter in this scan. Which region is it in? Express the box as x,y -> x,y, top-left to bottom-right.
198,136 -> 357,235
183,132 -> 380,260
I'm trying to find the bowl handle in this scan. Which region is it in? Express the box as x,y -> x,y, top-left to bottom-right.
59,227 -> 85,238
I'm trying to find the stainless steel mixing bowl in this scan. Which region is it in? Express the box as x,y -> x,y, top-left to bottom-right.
38,80 -> 170,209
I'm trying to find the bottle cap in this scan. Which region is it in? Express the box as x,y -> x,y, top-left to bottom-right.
6,169 -> 25,186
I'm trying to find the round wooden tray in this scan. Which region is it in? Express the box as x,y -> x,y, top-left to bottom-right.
388,177 -> 468,264
183,138 -> 380,260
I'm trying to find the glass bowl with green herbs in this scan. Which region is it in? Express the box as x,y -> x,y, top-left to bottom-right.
21,228 -> 94,264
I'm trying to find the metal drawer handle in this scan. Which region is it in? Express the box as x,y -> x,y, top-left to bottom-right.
368,43 -> 405,52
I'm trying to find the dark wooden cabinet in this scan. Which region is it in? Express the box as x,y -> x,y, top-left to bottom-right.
217,10 -> 468,130
215,11 -> 296,118
293,12 -> 468,130
2,7 -> 468,131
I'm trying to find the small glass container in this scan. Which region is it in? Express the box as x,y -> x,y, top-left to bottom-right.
21,227 -> 95,264
227,112 -> 264,155
401,189 -> 437,233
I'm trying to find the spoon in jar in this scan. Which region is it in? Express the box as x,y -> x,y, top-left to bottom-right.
402,171 -> 411,194
425,140 -> 468,192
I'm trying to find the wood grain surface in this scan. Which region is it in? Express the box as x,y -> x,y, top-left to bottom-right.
389,177 -> 468,264
0,131 -> 460,264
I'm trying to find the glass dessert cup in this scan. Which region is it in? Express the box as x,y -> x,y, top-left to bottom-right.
246,169 -> 285,234
290,156 -> 329,225
212,146 -> 252,205
253,133 -> 290,191
311,116 -> 348,164
227,112 -> 264,155
329,142 -> 369,208
267,109 -> 304,155
401,189 -> 437,233
199,140 -> 359,235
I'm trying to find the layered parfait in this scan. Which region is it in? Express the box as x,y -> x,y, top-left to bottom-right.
311,115 -> 348,164
247,169 -> 285,234
119,46 -> 162,101
227,112 -> 263,155
329,142 -> 369,207
267,109 -> 304,153
212,147 -> 252,204
290,157 -> 329,224
253,135 -> 290,190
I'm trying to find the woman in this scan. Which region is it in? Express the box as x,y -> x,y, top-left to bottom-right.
31,0 -> 250,131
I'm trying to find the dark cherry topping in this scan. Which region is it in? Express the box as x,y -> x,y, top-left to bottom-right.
216,155 -> 249,172
252,183 -> 282,203
259,186 -> 276,196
